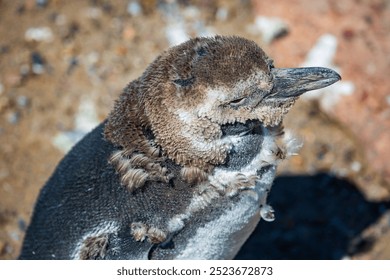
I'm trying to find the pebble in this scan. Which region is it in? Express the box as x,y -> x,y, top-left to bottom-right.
0,83 -> 4,95
31,52 -> 45,75
25,27 -> 53,42
351,161 -> 362,172
85,7 -> 102,19
300,34 -> 355,112
216,7 -> 229,21
0,45 -> 10,54
165,24 -> 189,46
36,0 -> 48,8
18,218 -> 27,231
182,6 -> 201,20
127,1 -> 142,16
302,34 -> 338,69
254,16 -> 289,44
53,98 -> 99,153
66,56 -> 79,75
17,96 -> 29,108
20,64 -> 30,78
7,111 -> 20,124
9,231 -> 20,241
54,14 -> 67,26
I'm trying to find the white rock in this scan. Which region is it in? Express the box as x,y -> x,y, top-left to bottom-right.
127,1 -> 142,16
351,161 -> 362,173
301,34 -> 355,112
182,6 -> 201,19
216,7 -> 229,21
302,34 -> 338,69
75,97 -> 99,133
85,7 -> 102,19
53,98 -> 99,153
25,27 -> 53,42
254,16 -> 289,44
165,24 -> 189,46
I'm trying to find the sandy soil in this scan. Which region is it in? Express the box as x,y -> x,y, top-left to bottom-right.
0,0 -> 389,259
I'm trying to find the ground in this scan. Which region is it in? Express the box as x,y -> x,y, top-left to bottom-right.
0,0 -> 389,259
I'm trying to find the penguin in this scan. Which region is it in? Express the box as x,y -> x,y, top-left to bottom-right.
19,36 -> 340,259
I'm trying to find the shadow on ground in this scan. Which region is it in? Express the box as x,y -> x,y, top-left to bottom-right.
236,173 -> 389,259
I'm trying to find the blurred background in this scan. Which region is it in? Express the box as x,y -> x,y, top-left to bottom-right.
0,0 -> 389,259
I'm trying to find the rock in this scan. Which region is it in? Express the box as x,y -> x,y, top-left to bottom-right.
253,16 -> 289,44
301,34 -> 355,113
36,0 -> 48,8
31,52 -> 46,75
165,24 -> 189,46
84,7 -> 102,19
127,1 -> 142,16
7,111 -> 20,124
53,98 -> 99,153
16,96 -> 29,108
216,7 -> 229,21
24,27 -> 53,42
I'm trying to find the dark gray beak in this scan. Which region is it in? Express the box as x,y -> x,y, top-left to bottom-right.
270,67 -> 341,98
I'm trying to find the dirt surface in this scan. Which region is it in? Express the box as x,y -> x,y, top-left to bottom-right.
0,0 -> 389,259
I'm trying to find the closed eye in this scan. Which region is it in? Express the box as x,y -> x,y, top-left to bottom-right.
229,97 -> 246,106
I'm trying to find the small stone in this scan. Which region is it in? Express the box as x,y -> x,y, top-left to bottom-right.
254,16 -> 289,44
85,7 -> 102,19
7,111 -> 20,124
9,231 -> 20,241
182,6 -> 201,20
17,96 -> 29,107
66,56 -> 79,75
351,161 -> 362,173
18,218 -> 27,231
0,45 -> 9,54
165,24 -> 189,46
25,27 -> 53,42
31,52 -> 45,75
302,34 -> 338,68
216,7 -> 229,21
86,52 -> 100,66
54,14 -> 67,26
0,83 -> 4,95
127,1 -> 142,16
20,64 -> 30,78
36,0 -> 48,8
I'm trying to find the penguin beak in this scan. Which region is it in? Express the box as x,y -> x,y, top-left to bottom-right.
270,67 -> 341,98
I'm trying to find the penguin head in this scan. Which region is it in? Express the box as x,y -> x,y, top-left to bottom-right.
105,36 -> 340,171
